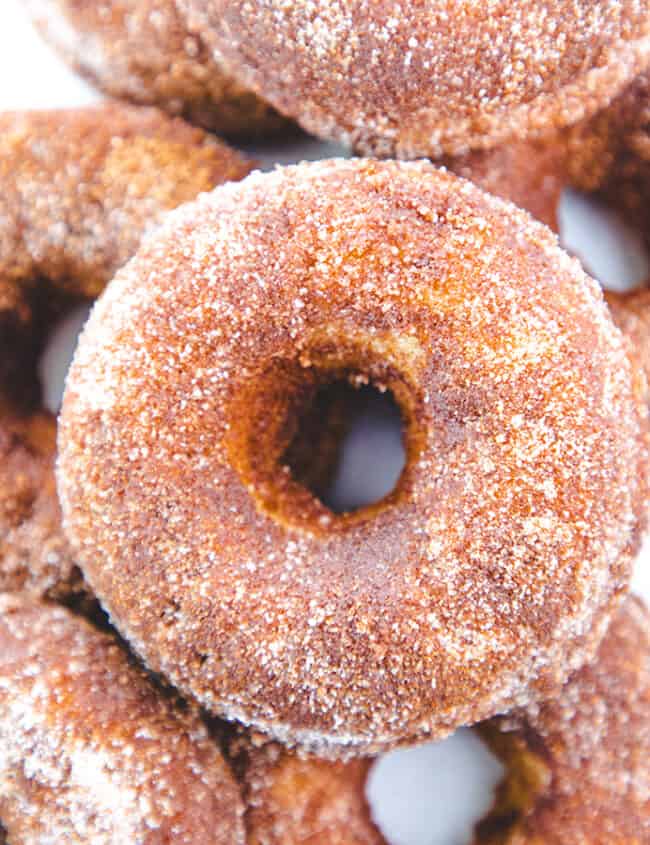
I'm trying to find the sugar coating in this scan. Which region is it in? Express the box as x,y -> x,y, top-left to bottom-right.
607,288 -> 650,404
0,103 -> 252,313
0,410 -> 84,601
0,594 -> 245,844
58,159 -> 649,757
226,728 -> 385,844
561,68 -> 650,249
25,0 -> 291,138
179,0 -> 650,157
0,104 -> 253,601
441,140 -> 566,233
477,596 -> 650,843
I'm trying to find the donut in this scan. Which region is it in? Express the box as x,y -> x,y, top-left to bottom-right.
226,730 -> 385,845
25,0 -> 293,138
0,103 -> 253,600
562,69 -> 650,249
178,0 -> 650,158
606,288 -> 650,410
0,593 -> 245,844
58,158 -> 649,756
474,595 -> 650,844
443,141 -> 566,233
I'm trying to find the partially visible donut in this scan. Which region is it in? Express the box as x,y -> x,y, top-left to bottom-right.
606,288 -> 650,394
25,0 -> 292,138
226,730 -> 385,845
474,595 -> 650,844
179,0 -> 650,157
58,158 -> 649,756
0,407 -> 83,601
443,141 -> 566,233
563,69 -> 650,248
0,104 -> 253,600
0,103 -> 252,318
0,593 -> 245,844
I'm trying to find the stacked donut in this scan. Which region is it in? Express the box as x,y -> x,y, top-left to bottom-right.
3,2 -> 650,843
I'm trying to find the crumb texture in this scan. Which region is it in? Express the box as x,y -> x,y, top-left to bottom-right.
0,594 -> 245,844
179,0 -> 650,156
58,159 -> 648,756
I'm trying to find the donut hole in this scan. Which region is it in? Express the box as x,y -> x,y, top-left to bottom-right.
226,348 -> 424,532
558,188 -> 650,290
1,282 -> 93,419
38,301 -> 92,414
0,283 -> 80,414
284,380 -> 406,514
366,729 -> 505,845
471,725 -> 551,843
366,727 -> 549,845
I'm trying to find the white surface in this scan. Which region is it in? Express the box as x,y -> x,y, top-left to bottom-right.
39,303 -> 92,414
3,2 -> 650,843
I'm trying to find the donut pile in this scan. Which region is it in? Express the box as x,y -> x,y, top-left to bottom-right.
2,2 -> 650,843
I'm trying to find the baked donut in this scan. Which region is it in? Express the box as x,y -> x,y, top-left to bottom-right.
474,595 -> 650,844
178,0 -> 650,157
226,730 -> 385,844
0,104 -> 253,600
58,158 -> 649,757
606,287 -> 650,395
0,593 -> 245,844
562,69 -> 650,249
443,141 -> 566,233
25,0 -> 292,138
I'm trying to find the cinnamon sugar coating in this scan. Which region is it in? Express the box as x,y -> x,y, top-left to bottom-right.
562,69 -> 650,248
178,0 -> 650,157
226,730 -> 385,844
443,141 -> 566,233
0,103 -> 252,314
607,288 -> 650,409
58,159 -> 648,757
26,0 -> 292,138
0,407 -> 84,601
0,594 -> 245,844
0,104 -> 253,600
475,596 -> 650,844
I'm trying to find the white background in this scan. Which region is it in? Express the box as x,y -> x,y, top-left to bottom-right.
2,3 -> 649,843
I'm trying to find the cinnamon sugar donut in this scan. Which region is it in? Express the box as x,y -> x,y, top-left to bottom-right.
606,288 -> 650,391
0,104 -> 253,600
443,141 -> 566,233
26,0 -> 292,138
226,730 -> 385,844
179,0 -> 650,157
474,595 -> 650,844
0,593 -> 245,844
58,158 -> 648,756
562,68 -> 650,249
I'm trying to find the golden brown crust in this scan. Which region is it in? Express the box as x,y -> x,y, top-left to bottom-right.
26,0 -> 293,138
58,159 -> 648,756
226,730 -> 385,845
179,0 -> 650,156
475,596 -> 650,844
0,104 -> 253,600
0,594 -> 246,844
